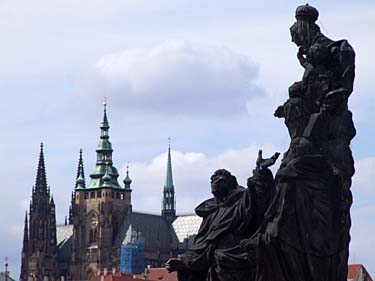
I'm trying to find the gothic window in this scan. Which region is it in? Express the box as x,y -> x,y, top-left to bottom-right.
90,192 -> 95,199
84,192 -> 89,199
97,191 -> 102,198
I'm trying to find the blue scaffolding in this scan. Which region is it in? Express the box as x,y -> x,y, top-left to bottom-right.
120,239 -> 145,274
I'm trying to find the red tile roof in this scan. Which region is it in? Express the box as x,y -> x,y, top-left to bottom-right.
348,264 -> 362,279
142,268 -> 178,281
348,264 -> 373,281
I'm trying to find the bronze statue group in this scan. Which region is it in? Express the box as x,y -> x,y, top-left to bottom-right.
166,4 -> 356,281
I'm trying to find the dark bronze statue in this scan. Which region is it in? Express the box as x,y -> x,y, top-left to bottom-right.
166,151 -> 279,281
166,4 -> 355,281
243,4 -> 356,281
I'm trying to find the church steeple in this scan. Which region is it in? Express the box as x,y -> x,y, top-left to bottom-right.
23,144 -> 58,280
75,149 -> 86,189
162,138 -> 176,223
20,212 -> 29,281
35,143 -> 48,193
164,139 -> 174,191
97,97 -> 113,165
23,211 -> 29,246
87,99 -> 122,189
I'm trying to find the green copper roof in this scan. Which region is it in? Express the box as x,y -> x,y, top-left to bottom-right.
123,165 -> 132,190
102,164 -> 113,188
164,141 -> 174,191
162,139 -> 176,215
87,101 -> 123,190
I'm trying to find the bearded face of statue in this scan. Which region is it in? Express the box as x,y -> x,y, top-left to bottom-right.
211,174 -> 230,200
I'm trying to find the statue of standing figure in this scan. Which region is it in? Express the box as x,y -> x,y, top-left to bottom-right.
243,4 -> 356,281
166,4 -> 356,281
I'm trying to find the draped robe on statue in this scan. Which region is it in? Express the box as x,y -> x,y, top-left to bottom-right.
177,169 -> 274,281
254,155 -> 345,281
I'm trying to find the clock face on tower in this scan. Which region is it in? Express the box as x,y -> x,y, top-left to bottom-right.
90,216 -> 98,229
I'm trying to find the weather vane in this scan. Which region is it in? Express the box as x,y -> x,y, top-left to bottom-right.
104,96 -> 108,107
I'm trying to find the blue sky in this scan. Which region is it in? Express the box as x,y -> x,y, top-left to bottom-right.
0,0 -> 374,278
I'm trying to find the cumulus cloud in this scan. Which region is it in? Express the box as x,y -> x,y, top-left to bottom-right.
78,40 -> 262,116
124,143 -> 280,214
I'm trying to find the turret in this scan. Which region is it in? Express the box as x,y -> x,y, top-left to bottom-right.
123,164 -> 132,191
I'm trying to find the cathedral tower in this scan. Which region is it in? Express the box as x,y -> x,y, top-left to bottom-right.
161,139 -> 176,224
20,143 -> 58,281
70,100 -> 132,280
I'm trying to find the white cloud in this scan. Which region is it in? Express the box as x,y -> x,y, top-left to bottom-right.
77,40 -> 262,116
125,143 -> 280,214
353,157 -> 375,193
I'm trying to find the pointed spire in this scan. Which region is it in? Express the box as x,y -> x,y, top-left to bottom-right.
164,138 -> 174,191
50,196 -> 55,206
23,211 -> 29,245
123,163 -> 132,190
162,138 -> 176,222
20,211 -> 29,281
101,96 -> 110,138
35,143 -> 48,193
75,149 -> 86,189
87,99 -> 122,190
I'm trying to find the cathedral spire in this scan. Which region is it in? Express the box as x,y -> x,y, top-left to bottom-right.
164,138 -> 174,191
24,144 -> 58,279
35,143 -> 48,193
87,99 -> 122,189
100,96 -> 110,140
20,212 -> 29,281
22,211 -> 29,248
75,149 -> 86,189
162,138 -> 176,223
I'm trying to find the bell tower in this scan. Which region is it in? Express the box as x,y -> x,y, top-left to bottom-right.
70,100 -> 132,280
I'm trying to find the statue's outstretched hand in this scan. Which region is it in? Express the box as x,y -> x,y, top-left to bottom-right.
256,150 -> 280,170
165,257 -> 186,273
